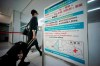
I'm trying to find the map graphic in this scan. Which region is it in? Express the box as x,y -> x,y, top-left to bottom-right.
45,39 -> 84,59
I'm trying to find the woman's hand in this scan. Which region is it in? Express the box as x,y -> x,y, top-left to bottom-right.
33,35 -> 36,39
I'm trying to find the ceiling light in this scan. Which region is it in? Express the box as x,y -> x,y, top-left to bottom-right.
88,7 -> 100,12
87,0 -> 95,3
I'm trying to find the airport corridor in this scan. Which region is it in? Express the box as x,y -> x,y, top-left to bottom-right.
0,0 -> 100,66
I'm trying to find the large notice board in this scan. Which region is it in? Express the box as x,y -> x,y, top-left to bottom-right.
44,0 -> 88,66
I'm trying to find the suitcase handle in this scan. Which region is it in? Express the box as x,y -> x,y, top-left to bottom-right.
27,39 -> 35,49
27,39 -> 34,45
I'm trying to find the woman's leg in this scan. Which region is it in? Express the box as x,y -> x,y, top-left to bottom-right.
34,39 -> 42,56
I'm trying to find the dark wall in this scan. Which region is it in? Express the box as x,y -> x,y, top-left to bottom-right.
88,0 -> 100,23
0,23 -> 9,42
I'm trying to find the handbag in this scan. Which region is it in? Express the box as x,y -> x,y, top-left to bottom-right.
22,22 -> 30,36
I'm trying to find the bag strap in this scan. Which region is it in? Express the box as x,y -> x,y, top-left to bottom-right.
25,21 -> 31,28
26,22 -> 30,27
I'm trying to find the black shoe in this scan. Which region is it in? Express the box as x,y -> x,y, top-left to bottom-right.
40,51 -> 42,56
18,62 -> 30,66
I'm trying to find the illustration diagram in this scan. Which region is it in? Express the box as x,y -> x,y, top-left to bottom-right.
45,39 -> 84,59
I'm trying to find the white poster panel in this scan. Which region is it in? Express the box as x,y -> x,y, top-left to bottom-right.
44,0 -> 88,66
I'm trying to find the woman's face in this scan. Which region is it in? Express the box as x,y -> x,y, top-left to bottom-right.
34,13 -> 38,17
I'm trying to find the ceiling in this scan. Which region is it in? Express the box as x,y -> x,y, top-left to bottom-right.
0,0 -> 60,23
0,0 -> 32,17
0,0 -> 100,24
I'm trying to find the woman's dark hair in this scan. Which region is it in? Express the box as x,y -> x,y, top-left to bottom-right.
31,9 -> 38,15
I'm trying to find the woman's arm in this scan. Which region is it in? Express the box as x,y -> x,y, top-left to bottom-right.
30,17 -> 38,39
32,30 -> 36,39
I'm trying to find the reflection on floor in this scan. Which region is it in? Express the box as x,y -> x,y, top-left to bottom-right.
0,42 -> 42,66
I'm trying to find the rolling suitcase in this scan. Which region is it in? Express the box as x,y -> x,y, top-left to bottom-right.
0,39 -> 34,66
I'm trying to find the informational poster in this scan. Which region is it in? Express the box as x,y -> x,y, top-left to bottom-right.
44,0 -> 88,66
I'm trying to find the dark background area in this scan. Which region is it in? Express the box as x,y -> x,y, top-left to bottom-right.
0,23 -> 9,42
88,0 -> 100,22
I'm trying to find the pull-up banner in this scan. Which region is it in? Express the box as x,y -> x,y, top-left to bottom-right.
44,0 -> 88,66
